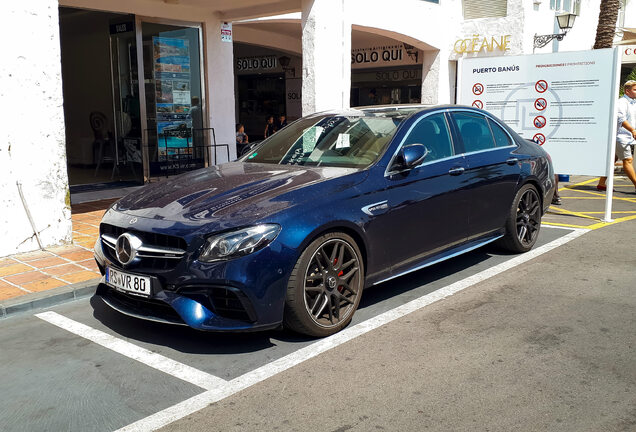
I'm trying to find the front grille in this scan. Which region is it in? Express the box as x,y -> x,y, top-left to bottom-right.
210,287 -> 253,322
100,223 -> 187,270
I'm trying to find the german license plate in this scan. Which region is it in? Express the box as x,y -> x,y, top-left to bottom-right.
105,266 -> 151,297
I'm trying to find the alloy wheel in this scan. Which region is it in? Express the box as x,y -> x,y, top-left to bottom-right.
303,239 -> 361,328
516,188 -> 541,247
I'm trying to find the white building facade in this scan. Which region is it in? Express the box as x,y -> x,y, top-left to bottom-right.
0,0 -> 620,257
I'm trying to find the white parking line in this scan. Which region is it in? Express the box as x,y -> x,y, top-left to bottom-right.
116,228 -> 588,432
35,311 -> 227,390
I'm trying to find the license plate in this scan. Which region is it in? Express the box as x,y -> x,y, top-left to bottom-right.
105,267 -> 151,297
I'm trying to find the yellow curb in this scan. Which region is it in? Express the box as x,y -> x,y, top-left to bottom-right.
584,214 -> 636,230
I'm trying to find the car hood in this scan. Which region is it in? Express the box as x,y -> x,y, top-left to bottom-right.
114,162 -> 364,224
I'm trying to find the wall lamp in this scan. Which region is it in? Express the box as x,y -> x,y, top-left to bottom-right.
278,56 -> 295,78
403,43 -> 420,62
533,12 -> 577,50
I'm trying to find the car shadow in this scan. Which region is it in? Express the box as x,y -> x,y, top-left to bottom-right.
89,245 -> 500,354
90,296 -> 315,355
358,246 -> 494,311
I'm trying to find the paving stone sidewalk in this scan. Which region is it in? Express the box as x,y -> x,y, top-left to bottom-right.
0,199 -> 116,303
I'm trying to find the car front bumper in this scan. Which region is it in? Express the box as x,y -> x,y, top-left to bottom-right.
93,235 -> 293,332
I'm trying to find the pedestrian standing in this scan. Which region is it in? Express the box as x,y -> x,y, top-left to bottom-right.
277,114 -> 288,131
264,115 -> 275,139
597,80 -> 636,193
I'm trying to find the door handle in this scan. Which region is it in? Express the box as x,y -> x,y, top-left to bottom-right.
448,167 -> 465,176
506,158 -> 519,165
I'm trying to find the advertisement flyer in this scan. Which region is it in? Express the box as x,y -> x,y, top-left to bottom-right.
153,37 -> 192,160
458,49 -> 620,176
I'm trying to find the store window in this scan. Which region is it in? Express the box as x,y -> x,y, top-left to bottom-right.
141,22 -> 206,177
463,0 -> 507,19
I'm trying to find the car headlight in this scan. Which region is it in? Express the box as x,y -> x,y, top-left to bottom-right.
199,224 -> 281,262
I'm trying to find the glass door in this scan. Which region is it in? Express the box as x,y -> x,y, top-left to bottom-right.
139,20 -> 206,178
109,20 -> 144,184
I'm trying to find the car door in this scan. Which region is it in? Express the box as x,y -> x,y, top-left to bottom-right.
363,111 -> 470,278
449,110 -> 521,241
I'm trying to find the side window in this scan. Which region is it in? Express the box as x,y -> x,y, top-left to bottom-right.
452,112 -> 496,153
488,118 -> 513,147
402,113 -> 454,162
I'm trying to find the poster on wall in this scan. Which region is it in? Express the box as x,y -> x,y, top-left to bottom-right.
457,48 -> 620,177
152,37 -> 194,168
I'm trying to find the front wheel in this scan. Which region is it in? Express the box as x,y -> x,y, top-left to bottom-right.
284,232 -> 364,337
498,184 -> 542,253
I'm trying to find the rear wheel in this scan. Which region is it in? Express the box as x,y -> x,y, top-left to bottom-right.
498,184 -> 542,253
284,232 -> 364,337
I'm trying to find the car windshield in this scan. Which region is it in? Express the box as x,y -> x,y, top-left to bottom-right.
243,114 -> 404,168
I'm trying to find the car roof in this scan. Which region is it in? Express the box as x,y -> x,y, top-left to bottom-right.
313,104 -> 486,119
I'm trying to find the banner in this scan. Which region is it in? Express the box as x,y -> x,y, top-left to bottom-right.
457,48 -> 620,176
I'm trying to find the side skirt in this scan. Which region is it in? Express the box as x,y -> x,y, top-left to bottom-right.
372,234 -> 504,286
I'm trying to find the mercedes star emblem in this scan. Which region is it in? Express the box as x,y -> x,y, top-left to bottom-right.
115,233 -> 142,265
327,276 -> 337,290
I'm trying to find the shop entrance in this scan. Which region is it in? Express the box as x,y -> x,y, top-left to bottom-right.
237,74 -> 286,141
351,66 -> 422,107
58,8 -> 207,193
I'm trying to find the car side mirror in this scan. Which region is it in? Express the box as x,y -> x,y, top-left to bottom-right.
392,144 -> 429,171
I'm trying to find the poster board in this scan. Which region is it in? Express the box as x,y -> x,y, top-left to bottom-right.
457,48 -> 621,177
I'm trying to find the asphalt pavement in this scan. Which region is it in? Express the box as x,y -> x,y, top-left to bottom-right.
158,220 -> 636,432
0,192 -> 634,431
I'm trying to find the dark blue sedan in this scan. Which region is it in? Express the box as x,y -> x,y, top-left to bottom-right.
94,105 -> 555,337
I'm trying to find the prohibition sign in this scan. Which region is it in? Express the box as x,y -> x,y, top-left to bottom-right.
534,115 -> 546,129
533,133 -> 546,145
535,80 -> 548,93
534,98 -> 547,111
472,100 -> 483,109
472,83 -> 484,95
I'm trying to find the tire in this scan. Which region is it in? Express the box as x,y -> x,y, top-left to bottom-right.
498,184 -> 542,253
284,232 -> 364,337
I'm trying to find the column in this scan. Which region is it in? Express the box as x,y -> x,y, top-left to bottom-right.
203,15 -> 237,162
301,0 -> 351,115
421,49 -> 453,105
0,0 -> 72,256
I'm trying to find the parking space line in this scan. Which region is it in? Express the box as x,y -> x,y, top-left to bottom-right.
541,224 -> 589,232
116,228 -> 588,432
35,311 -> 227,390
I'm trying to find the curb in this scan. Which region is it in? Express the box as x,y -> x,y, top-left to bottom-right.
0,278 -> 101,319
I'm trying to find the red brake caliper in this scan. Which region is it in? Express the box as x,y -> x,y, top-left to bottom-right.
333,257 -> 345,292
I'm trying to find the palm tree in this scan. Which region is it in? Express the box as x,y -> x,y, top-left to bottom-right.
593,0 -> 621,49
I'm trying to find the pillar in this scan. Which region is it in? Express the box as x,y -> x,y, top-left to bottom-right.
421,49 -> 453,105
0,0 -> 72,256
204,16 -> 237,162
301,0 -> 351,115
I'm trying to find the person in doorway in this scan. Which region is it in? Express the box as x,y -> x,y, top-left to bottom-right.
236,123 -> 250,148
264,115 -> 275,139
368,88 -> 378,105
597,80 -> 636,193
277,114 -> 288,131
